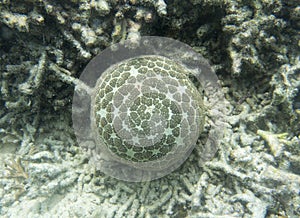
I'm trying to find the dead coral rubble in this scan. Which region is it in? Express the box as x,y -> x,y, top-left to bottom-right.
0,0 -> 299,217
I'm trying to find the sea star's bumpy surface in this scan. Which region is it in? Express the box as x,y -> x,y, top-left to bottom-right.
91,55 -> 205,170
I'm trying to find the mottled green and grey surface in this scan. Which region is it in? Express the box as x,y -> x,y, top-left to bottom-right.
92,55 -> 204,165
0,0 -> 299,217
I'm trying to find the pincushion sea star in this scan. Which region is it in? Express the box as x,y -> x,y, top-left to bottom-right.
91,55 -> 205,170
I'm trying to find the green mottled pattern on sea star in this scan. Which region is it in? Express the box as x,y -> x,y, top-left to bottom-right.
93,55 -> 204,163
